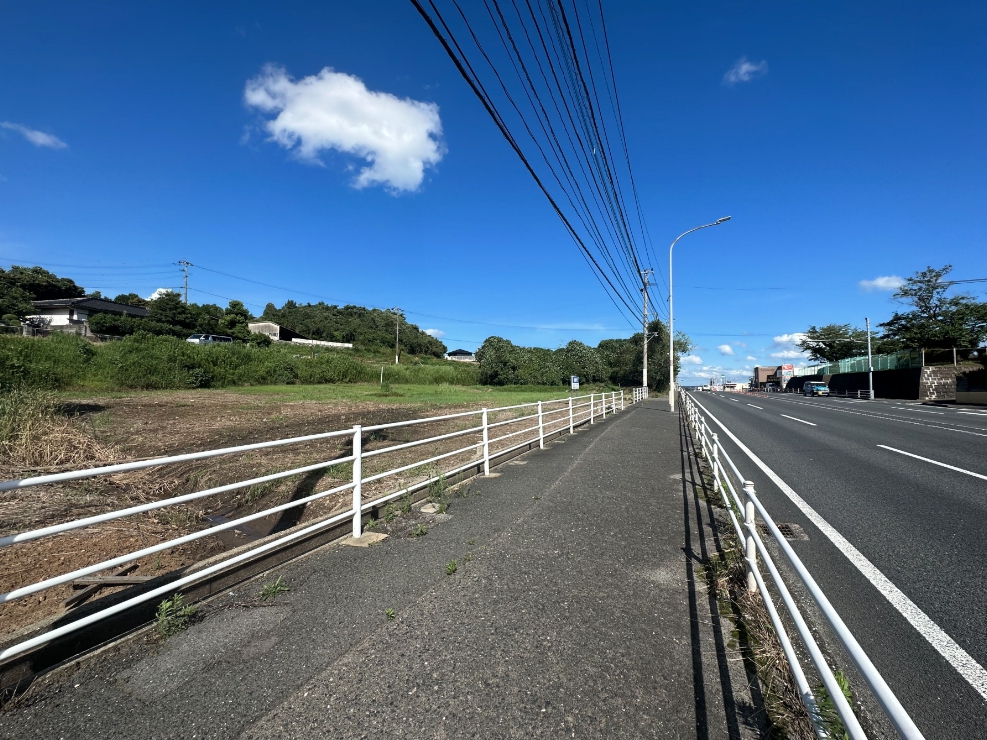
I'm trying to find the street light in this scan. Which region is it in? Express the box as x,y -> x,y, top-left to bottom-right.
668,216 -> 731,412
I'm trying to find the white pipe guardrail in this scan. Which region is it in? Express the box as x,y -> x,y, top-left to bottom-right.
681,390 -> 923,739
0,388 -> 643,664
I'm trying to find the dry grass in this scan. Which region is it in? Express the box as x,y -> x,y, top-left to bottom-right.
0,387 -> 113,470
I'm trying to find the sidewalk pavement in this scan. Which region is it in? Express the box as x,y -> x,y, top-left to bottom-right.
0,399 -> 765,739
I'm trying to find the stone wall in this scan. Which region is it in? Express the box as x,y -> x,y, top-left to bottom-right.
919,366 -> 959,401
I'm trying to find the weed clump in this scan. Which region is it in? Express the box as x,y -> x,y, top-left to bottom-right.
155,593 -> 198,639
446,560 -> 457,576
259,576 -> 290,601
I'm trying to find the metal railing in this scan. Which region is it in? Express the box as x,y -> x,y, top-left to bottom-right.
631,386 -> 650,403
681,390 -> 923,739
0,389 -> 645,664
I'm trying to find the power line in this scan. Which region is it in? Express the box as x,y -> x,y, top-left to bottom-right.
410,1 -> 655,328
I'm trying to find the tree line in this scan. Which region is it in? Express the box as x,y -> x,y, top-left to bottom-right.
0,265 -> 446,357
475,323 -> 693,390
798,266 -> 987,363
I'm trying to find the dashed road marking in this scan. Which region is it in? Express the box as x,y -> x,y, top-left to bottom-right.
877,445 -> 987,481
747,404 -> 763,410
780,414 -> 817,426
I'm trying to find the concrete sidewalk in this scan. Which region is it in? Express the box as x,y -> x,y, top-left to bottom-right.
0,400 -> 764,739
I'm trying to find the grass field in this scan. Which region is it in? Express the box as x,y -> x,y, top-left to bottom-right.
57,382 -> 621,408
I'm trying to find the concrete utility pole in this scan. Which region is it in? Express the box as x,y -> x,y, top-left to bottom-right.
866,316 -> 874,400
178,260 -> 192,304
641,269 -> 652,389
668,217 -> 731,413
390,307 -> 402,364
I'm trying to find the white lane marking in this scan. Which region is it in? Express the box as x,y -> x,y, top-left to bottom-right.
748,404 -> 764,410
730,398 -> 740,402
765,396 -> 987,436
878,445 -> 987,481
780,414 -> 817,426
689,394 -> 987,701
958,411 -> 987,417
902,408 -> 945,415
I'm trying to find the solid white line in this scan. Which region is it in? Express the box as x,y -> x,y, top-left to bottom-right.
877,445 -> 987,481
748,404 -> 764,410
780,414 -> 817,426
902,408 -> 944,415
958,411 -> 987,417
689,395 -> 987,701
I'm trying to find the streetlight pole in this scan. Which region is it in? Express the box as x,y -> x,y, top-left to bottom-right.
668,217 -> 731,412
866,317 -> 874,400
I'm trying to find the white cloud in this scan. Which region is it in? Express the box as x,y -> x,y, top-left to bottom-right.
717,344 -> 735,356
770,350 -> 805,359
0,122 -> 67,149
681,355 -> 703,365
244,65 -> 444,192
746,355 -> 757,361
723,56 -> 768,86
424,328 -> 445,339
859,275 -> 905,292
145,288 -> 177,301
773,333 -> 807,345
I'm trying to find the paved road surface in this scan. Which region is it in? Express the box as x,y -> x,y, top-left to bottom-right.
688,391 -> 987,738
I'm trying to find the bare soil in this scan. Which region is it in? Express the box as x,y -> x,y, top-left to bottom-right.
0,390 -> 542,638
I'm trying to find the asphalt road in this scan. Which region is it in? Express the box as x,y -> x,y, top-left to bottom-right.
686,391 -> 987,738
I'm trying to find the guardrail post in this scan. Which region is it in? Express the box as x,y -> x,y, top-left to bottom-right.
568,396 -> 574,434
590,393 -> 595,424
711,433 -> 721,493
602,393 -> 607,419
538,401 -> 545,449
482,408 -> 490,476
743,480 -> 758,593
352,425 -> 362,538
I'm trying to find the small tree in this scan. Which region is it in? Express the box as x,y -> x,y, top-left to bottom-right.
797,324 -> 869,363
220,300 -> 253,341
879,265 -> 987,349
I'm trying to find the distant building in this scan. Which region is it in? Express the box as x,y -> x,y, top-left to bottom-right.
247,321 -> 353,349
445,348 -> 476,362
31,297 -> 149,327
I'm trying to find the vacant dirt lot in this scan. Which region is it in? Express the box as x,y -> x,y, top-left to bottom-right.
1,387 -> 568,637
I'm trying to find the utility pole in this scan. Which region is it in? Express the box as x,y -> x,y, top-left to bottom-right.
641,269 -> 652,389
390,307 -> 402,364
866,317 -> 874,400
178,260 -> 192,304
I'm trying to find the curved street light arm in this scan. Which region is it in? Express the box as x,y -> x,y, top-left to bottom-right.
668,217 -> 731,412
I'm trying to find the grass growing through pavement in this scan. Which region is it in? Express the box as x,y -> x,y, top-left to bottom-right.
259,576 -> 291,601
155,593 -> 198,639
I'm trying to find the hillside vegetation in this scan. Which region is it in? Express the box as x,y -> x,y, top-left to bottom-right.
0,333 -> 477,391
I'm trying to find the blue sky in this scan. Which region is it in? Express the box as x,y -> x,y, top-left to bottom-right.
2,1 -> 985,382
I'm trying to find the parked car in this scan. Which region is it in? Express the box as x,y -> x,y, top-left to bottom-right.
804,382 -> 830,396
187,334 -> 233,344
